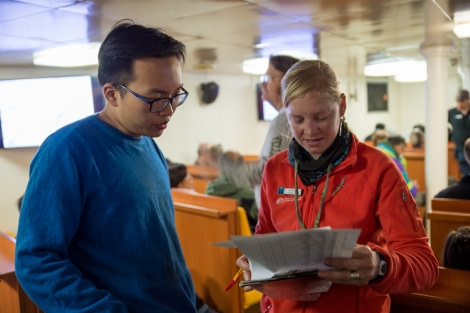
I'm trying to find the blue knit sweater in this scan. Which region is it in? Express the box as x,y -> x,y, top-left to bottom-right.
15,114 -> 196,313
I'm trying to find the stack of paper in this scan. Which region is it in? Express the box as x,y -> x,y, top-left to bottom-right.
216,228 -> 360,300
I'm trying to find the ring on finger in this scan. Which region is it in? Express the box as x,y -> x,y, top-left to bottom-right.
350,271 -> 360,281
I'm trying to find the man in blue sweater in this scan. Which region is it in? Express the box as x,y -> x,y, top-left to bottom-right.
15,20 -> 196,313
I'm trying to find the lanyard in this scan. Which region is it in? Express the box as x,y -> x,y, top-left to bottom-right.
294,161 -> 332,229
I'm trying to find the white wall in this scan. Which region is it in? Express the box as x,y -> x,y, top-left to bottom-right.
0,65 -> 462,235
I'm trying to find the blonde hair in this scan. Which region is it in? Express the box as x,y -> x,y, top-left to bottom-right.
372,129 -> 389,146
281,60 -> 341,107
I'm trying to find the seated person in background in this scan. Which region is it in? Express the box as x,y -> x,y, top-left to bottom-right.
195,143 -> 223,169
434,137 -> 470,199
365,122 -> 386,141
377,135 -> 419,199
168,162 -> 194,189
195,143 -> 211,166
371,129 -> 389,146
206,150 -> 258,232
208,144 -> 223,168
442,226 -> 470,271
409,124 -> 425,149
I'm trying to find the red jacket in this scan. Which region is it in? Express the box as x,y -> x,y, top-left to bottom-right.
255,133 -> 438,313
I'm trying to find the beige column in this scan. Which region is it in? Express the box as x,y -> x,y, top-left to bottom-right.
461,38 -> 470,90
420,0 -> 454,211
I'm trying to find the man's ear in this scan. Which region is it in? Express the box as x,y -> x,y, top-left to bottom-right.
103,83 -> 119,107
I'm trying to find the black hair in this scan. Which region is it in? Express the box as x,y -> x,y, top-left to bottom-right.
269,55 -> 300,75
387,135 -> 406,147
97,19 -> 186,87
412,124 -> 425,133
168,163 -> 188,188
456,89 -> 469,102
443,226 -> 470,270
375,123 -> 385,130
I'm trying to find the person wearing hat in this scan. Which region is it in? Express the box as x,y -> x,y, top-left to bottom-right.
448,89 -> 470,176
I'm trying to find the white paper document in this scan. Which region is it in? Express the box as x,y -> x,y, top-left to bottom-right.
215,228 -> 361,280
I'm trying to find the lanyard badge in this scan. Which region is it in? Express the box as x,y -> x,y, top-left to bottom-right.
277,186 -> 303,196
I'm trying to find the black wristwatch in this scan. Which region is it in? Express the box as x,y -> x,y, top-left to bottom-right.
370,251 -> 387,283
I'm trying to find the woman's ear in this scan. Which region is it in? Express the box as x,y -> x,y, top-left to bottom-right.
339,93 -> 347,116
103,83 -> 119,107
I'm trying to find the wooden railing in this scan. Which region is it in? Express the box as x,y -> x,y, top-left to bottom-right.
446,142 -> 461,180
402,142 -> 462,194
0,232 -> 42,313
171,189 -> 256,313
403,148 -> 426,192
242,155 -> 259,163
186,164 -> 218,193
431,198 -> 470,213
390,267 -> 470,313
186,155 -> 259,193
428,198 -> 470,265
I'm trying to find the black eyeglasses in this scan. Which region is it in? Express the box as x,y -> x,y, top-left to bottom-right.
114,83 -> 188,113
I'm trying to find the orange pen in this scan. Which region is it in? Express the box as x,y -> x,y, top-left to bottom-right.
225,268 -> 244,291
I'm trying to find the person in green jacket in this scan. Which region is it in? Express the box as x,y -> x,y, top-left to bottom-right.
206,150 -> 258,232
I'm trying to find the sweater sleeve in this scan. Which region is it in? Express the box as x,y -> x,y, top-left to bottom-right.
15,141 -> 129,313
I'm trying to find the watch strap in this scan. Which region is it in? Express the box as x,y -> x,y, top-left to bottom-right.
370,251 -> 387,283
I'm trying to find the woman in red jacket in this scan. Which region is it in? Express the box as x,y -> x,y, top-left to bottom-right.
236,60 -> 438,313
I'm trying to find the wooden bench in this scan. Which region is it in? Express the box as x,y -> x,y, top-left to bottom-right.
242,155 -> 259,163
186,164 -> 218,193
428,198 -> 470,265
431,198 -> 470,213
403,148 -> 426,192
447,142 -> 461,180
390,266 -> 470,313
0,231 -> 42,313
171,189 -> 261,313
401,142 -> 462,194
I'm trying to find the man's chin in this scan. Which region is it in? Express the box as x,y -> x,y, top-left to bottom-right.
146,130 -> 164,138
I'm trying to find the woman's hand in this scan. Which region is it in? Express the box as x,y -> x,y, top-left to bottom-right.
236,255 -> 253,291
236,254 -> 329,300
317,244 -> 380,286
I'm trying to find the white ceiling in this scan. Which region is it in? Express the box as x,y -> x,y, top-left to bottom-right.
0,0 -> 467,75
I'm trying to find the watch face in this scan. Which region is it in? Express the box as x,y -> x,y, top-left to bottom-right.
379,260 -> 387,276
